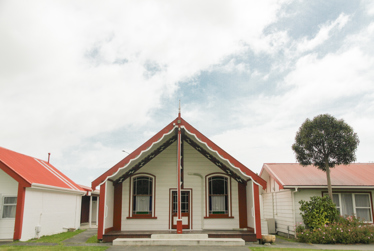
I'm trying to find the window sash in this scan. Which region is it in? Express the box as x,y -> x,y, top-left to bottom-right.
332,193 -> 372,222
208,176 -> 229,215
2,196 -> 17,218
132,176 -> 154,216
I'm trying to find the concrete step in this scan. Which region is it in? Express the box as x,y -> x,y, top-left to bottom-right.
151,234 -> 208,239
113,235 -> 245,246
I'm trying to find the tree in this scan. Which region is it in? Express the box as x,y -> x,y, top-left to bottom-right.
292,114 -> 359,199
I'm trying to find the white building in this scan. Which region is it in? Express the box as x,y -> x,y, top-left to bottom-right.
0,146 -> 85,241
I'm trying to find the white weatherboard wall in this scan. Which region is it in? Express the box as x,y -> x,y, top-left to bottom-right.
121,141 -> 178,230
184,143 -> 239,230
21,188 -> 82,241
120,141 -> 240,230
0,169 -> 18,239
105,181 -> 114,230
246,181 -> 255,229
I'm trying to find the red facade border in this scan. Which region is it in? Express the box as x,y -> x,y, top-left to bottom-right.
13,183 -> 26,240
97,183 -> 106,240
253,183 -> 262,239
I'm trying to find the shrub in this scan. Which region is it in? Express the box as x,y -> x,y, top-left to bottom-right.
299,196 -> 339,230
296,215 -> 374,244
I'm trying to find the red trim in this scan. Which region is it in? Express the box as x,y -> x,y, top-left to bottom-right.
253,183 -> 262,239
204,215 -> 234,219
170,188 -> 193,229
177,127 -> 182,234
205,173 -> 233,218
181,118 -> 266,189
238,182 -> 248,228
13,183 -> 26,240
104,227 -> 114,234
0,161 -> 30,188
113,183 -> 122,231
128,173 -> 156,218
92,117 -> 266,191
92,119 -> 178,190
97,183 -> 106,240
126,216 -> 157,219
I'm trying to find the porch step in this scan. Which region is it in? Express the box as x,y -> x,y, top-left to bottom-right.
112,234 -> 245,246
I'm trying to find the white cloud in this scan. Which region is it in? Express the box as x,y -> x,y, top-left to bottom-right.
292,13 -> 349,54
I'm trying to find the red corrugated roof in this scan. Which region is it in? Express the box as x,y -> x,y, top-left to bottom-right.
262,163 -> 374,187
0,146 -> 84,192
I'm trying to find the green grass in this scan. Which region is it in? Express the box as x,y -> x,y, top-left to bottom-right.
86,235 -> 99,243
275,234 -> 298,242
0,247 -> 108,251
250,248 -> 361,251
27,229 -> 86,243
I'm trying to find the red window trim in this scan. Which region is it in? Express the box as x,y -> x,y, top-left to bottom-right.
128,173 -> 156,218
205,173 -> 232,218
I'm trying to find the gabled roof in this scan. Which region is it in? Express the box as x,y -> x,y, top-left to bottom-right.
261,163 -> 374,188
0,146 -> 84,193
92,116 -> 266,189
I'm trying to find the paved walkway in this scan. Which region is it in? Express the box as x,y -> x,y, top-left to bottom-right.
3,229 -> 374,250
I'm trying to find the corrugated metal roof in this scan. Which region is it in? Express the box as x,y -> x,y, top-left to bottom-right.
0,146 -> 84,192
263,163 -> 374,187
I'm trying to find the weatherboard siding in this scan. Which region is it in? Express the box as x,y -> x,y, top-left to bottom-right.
120,141 -> 240,230
105,181 -> 114,230
21,188 -> 81,241
0,169 -> 18,239
121,141 -> 177,230
184,143 -> 239,230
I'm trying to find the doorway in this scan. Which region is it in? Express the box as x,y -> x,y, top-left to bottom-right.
170,190 -> 191,229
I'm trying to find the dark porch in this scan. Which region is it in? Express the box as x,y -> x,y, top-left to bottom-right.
103,228 -> 257,242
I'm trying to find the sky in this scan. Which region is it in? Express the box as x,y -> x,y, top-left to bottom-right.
1,0 -> 374,187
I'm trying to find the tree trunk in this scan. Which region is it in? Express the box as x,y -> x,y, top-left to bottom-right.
325,161 -> 333,199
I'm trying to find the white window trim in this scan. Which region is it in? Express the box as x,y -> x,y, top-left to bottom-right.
129,174 -> 156,218
332,192 -> 373,223
205,173 -> 232,217
1,195 -> 17,220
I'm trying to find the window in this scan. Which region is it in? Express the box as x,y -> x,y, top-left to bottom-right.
206,174 -> 232,218
2,196 -> 17,218
128,174 -> 156,219
332,193 -> 372,222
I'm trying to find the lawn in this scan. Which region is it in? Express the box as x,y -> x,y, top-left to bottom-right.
0,230 -> 108,251
0,247 -> 107,251
27,229 -> 86,243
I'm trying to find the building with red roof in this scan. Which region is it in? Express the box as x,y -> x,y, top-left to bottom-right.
0,146 -> 85,241
260,163 -> 374,236
92,112 -> 266,242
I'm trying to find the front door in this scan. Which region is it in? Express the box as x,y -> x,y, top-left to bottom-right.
171,190 -> 190,229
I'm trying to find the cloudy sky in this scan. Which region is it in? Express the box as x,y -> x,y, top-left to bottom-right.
1,0 -> 373,187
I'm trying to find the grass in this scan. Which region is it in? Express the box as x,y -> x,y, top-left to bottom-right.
86,235 -> 99,243
0,229 -> 108,251
27,229 -> 86,243
276,234 -> 298,242
0,247 -> 108,251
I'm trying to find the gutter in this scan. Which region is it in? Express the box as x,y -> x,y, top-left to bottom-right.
31,183 -> 86,195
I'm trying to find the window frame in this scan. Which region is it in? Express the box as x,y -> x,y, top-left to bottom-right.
127,173 -> 157,219
328,192 -> 373,223
1,195 -> 17,219
205,173 -> 233,219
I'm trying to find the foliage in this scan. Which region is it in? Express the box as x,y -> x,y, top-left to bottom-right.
296,215 -> 374,244
299,196 -> 339,230
27,229 -> 86,243
292,114 -> 359,198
